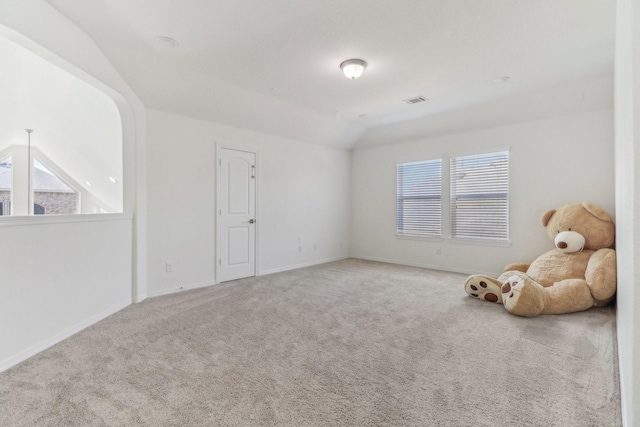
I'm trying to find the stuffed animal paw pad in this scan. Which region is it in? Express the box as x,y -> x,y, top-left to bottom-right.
501,275 -> 545,317
501,276 -> 522,310
464,276 -> 503,303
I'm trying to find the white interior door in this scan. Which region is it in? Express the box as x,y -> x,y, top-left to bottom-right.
218,148 -> 256,282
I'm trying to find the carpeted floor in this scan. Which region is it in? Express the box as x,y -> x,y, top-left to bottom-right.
0,259 -> 621,426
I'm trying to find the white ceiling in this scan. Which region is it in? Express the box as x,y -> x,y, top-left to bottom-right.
46,0 -> 616,150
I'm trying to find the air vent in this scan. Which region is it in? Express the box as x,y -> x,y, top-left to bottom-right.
403,96 -> 428,104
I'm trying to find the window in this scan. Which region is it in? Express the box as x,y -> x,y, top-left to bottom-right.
0,157 -> 11,216
33,159 -> 79,215
397,159 -> 442,236
450,150 -> 509,241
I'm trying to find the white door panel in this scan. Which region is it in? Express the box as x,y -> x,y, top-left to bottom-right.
228,159 -> 250,214
228,227 -> 250,265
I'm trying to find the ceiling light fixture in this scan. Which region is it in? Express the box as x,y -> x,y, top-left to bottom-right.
340,59 -> 367,80
155,36 -> 179,48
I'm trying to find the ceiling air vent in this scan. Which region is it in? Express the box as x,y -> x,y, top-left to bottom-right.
403,96 -> 428,104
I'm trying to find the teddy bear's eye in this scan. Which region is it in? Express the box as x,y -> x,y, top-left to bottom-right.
557,230 -> 560,234
568,228 -> 572,231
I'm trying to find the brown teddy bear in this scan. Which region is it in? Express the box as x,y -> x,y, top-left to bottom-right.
464,202 -> 617,317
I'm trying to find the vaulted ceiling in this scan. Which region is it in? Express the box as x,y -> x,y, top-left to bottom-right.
45,0 -> 616,149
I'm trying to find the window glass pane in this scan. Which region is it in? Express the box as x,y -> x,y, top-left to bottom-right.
0,157 -> 11,216
450,151 -> 509,240
33,159 -> 79,215
34,203 -> 45,215
397,159 -> 442,236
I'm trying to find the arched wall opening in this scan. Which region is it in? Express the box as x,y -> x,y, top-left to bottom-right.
0,33 -> 124,215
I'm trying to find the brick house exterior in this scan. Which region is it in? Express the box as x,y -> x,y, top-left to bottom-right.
0,160 -> 78,215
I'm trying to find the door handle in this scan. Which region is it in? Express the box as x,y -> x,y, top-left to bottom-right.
249,219 -> 255,224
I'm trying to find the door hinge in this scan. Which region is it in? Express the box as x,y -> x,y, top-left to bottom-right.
251,165 -> 256,179
218,258 -> 222,265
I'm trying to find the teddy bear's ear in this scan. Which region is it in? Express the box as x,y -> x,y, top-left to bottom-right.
582,202 -> 613,222
541,209 -> 556,226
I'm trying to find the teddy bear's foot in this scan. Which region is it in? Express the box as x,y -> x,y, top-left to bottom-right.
464,275 -> 503,303
585,248 -> 617,302
501,275 -> 545,317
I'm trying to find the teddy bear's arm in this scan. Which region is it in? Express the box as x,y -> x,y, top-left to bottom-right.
503,262 -> 530,273
585,248 -> 617,302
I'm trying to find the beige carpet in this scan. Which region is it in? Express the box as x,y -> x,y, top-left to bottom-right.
0,259 -> 621,426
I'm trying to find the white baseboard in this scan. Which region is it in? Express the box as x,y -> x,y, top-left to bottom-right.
0,298 -> 132,374
146,280 -> 216,299
616,309 -> 629,427
351,255 -> 500,277
259,256 -> 350,276
133,295 -> 147,303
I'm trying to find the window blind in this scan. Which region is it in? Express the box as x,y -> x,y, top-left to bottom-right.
450,151 -> 509,240
396,159 -> 441,236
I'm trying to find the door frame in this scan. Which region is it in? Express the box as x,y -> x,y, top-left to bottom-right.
215,141 -> 259,284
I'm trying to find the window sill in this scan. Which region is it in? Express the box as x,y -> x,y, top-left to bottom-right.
0,212 -> 133,227
396,233 -> 444,242
448,237 -> 511,248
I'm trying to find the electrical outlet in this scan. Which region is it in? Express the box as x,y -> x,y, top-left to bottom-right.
436,247 -> 442,254
166,262 -> 173,272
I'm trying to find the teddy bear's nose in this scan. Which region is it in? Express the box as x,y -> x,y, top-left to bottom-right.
557,241 -> 568,249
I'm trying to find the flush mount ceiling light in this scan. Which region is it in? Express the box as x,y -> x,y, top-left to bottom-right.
155,36 -> 179,48
340,59 -> 367,80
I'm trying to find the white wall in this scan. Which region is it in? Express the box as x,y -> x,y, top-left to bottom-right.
614,0 -> 639,425
146,109 -> 351,297
352,109 -> 615,276
258,138 -> 351,274
0,215 -> 132,371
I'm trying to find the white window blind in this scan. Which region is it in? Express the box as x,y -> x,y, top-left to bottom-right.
397,159 -> 441,236
450,151 -> 509,241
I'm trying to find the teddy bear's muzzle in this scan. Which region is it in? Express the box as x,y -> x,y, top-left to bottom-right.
555,231 -> 585,253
